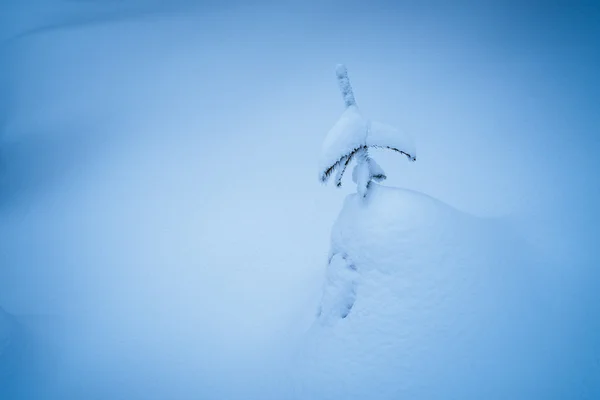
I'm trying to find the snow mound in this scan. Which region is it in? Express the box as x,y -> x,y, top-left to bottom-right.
294,185 -> 547,399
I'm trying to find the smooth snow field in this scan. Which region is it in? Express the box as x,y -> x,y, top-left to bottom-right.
1,2 -> 599,399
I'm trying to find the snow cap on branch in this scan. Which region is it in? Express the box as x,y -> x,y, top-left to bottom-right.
320,64 -> 416,195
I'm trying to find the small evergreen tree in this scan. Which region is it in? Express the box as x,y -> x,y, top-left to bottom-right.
319,65 -> 416,197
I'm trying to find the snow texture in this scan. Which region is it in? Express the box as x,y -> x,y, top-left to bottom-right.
317,254 -> 358,324
294,184 -> 550,399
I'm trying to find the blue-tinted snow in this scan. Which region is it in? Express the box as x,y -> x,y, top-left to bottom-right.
1,1 -> 599,399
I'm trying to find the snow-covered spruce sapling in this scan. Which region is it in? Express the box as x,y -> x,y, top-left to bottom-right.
319,64 -> 416,197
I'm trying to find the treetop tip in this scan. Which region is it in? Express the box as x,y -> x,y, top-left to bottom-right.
335,64 -> 348,78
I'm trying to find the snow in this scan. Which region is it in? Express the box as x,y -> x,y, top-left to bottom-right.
293,184 -> 567,399
317,254 -> 358,324
319,105 -> 367,182
318,106 -> 415,188
1,3 -> 599,400
335,64 -> 357,108
350,149 -> 388,196
367,120 -> 416,161
365,158 -> 386,182
319,65 -> 416,189
351,147 -> 372,197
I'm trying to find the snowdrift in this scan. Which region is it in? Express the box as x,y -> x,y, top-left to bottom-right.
294,185 -> 548,400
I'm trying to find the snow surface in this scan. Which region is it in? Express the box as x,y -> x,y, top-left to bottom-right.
1,3 -> 599,400
317,253 -> 358,324
294,184 -> 568,399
